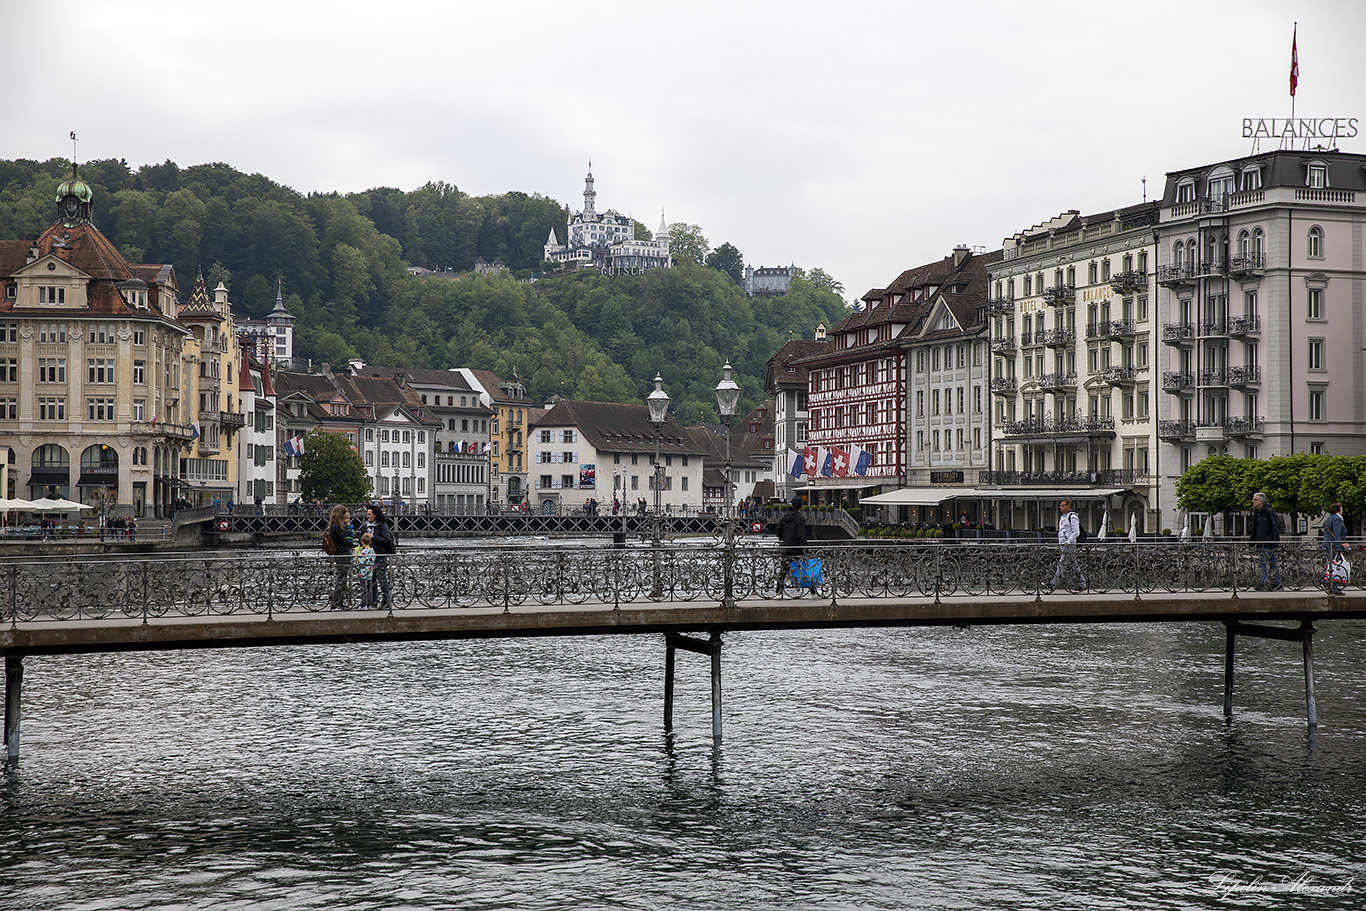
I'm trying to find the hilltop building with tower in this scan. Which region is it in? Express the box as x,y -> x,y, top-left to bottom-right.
544,166 -> 672,275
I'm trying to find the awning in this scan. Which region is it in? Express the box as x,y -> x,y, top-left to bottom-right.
971,487 -> 1128,500
27,468 -> 70,487
860,488 -> 968,506
800,481 -> 882,492
76,471 -> 119,488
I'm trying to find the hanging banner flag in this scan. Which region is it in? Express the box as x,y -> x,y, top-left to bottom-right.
788,448 -> 803,479
831,445 -> 850,478
853,445 -> 872,477
1290,24 -> 1299,97
803,445 -> 819,477
818,447 -> 833,478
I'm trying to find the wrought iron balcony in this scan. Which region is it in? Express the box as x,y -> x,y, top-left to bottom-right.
976,468 -> 1149,488
1157,264 -> 1196,287
1195,258 -> 1227,278
1036,327 -> 1076,347
1041,285 -> 1076,306
1158,419 -> 1196,441
1038,372 -> 1077,390
1101,366 -> 1138,385
986,296 -> 1016,315
1109,271 -> 1148,294
1225,314 -> 1261,336
1225,416 -> 1265,437
1001,415 -> 1115,437
1089,320 -> 1137,340
1198,319 -> 1227,336
1019,331 -> 1035,347
1226,252 -> 1266,276
991,336 -> 1016,352
1162,371 -> 1193,392
990,377 -> 1017,394
1199,371 -> 1226,386
1162,323 -> 1195,345
132,420 -> 197,442
1225,366 -> 1261,386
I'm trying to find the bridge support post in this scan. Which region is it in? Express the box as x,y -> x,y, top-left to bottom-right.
4,654 -> 21,762
663,632 -> 723,743
1222,619 -> 1318,728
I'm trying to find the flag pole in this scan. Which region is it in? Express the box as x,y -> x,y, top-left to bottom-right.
1288,22 -> 1298,149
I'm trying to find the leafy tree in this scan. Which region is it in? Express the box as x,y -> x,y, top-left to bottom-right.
705,241 -> 744,285
804,267 -> 846,297
299,431 -> 372,502
666,223 -> 709,264
1175,455 -> 1245,514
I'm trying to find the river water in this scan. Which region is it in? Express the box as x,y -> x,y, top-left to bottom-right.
3,564 -> 1364,908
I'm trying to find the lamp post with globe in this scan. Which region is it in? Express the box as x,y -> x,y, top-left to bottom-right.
646,374 -> 669,596
714,361 -> 741,609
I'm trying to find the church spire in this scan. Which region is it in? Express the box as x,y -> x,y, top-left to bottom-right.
583,161 -> 596,220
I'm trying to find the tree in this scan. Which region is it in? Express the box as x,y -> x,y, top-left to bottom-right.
1175,455 -> 1245,515
804,267 -> 845,297
705,242 -> 745,285
666,223 -> 709,265
299,431 -> 372,503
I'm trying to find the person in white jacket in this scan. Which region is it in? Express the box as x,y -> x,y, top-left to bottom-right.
1046,498 -> 1086,593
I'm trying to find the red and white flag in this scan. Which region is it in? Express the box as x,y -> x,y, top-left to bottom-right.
1290,24 -> 1298,97
803,444 -> 819,477
831,445 -> 850,478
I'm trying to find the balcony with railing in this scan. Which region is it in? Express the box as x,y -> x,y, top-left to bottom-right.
1199,370 -> 1226,387
219,411 -> 247,430
990,377 -> 1017,394
1037,372 -> 1077,390
986,296 -> 1016,315
1226,252 -> 1266,276
977,468 -> 1149,488
1001,415 -> 1115,438
1225,314 -> 1261,336
1195,258 -> 1228,278
1162,322 -> 1195,345
1225,365 -> 1261,386
132,420 -> 197,442
1019,330 -> 1035,347
1041,285 -> 1076,306
1161,371 -> 1193,392
1158,419 -> 1196,441
1109,271 -> 1147,294
1225,416 -> 1265,437
1157,264 -> 1196,287
990,336 -> 1016,353
1101,365 -> 1138,385
1036,327 -> 1076,347
1088,320 -> 1136,341
1198,319 -> 1226,337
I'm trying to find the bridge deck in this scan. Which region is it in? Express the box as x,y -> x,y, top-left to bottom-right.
3,590 -> 1362,657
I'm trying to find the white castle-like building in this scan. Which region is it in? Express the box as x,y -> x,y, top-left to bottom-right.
544,166 -> 672,275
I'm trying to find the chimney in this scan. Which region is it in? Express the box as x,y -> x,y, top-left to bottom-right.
953,245 -> 970,268
320,362 -> 332,378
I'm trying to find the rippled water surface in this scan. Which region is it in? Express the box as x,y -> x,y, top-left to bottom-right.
4,620 -> 1365,910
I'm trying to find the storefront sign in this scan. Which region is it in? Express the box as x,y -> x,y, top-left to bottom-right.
930,471 -> 964,485
1241,117 -> 1358,140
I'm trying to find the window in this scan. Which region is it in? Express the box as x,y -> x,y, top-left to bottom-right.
1307,162 -> 1328,188
1240,166 -> 1262,191
132,399 -> 145,421
38,358 -> 65,382
1307,288 -> 1323,320
87,359 -> 115,383
38,397 -> 66,420
540,430 -> 552,443
1308,338 -> 1325,370
133,360 -> 145,384
1308,388 -> 1325,421
1138,391 -> 1150,420
86,397 -> 116,420
1307,225 -> 1323,258
1175,179 -> 1196,203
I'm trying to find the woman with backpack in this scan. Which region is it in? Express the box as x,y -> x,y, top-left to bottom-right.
326,505 -> 354,609
364,503 -> 395,609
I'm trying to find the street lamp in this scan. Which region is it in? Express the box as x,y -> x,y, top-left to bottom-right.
646,373 -> 669,596
715,361 -> 741,609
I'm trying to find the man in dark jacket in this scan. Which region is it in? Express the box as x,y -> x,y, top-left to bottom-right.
1322,501 -> 1348,595
776,496 -> 810,596
1248,491 -> 1281,590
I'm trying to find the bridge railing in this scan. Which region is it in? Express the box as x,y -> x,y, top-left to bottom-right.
0,539 -> 1351,623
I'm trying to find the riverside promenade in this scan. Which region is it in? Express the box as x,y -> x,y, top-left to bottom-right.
3,539 -> 1363,758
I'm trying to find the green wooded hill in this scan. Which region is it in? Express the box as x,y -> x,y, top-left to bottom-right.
0,157 -> 847,422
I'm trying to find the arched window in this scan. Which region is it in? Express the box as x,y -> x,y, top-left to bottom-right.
1173,242 -> 1184,267
1307,225 -> 1323,258
1238,230 -> 1250,257
30,444 -> 71,495
1252,228 -> 1265,257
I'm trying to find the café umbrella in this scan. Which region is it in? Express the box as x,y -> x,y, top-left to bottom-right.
31,497 -> 92,511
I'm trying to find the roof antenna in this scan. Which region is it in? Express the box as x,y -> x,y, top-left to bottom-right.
1141,176 -> 1147,202
69,131 -> 78,176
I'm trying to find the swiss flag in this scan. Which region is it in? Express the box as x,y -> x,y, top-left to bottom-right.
831,445 -> 850,477
1290,24 -> 1298,97
803,445 -> 819,477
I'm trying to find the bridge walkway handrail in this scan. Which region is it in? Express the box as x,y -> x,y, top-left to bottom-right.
0,538 -> 1358,625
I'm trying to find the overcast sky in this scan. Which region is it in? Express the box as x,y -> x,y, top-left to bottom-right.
10,0 -> 1366,306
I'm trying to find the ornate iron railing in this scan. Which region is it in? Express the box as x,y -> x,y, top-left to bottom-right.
977,469 -> 1147,487
1162,323 -> 1195,344
1002,415 -> 1115,437
0,539 -> 1351,623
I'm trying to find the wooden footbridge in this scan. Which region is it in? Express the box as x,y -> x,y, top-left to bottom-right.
3,539 -> 1361,760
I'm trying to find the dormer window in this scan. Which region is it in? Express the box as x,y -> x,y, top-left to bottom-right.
1207,166 -> 1235,205
1175,178 -> 1196,204
1239,165 -> 1262,191
1306,160 -> 1328,188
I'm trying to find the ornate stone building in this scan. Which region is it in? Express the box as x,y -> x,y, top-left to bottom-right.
544,167 -> 672,274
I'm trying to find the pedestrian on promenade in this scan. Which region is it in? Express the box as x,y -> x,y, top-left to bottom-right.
1248,492 -> 1282,590
1322,502 -> 1348,595
327,505 -> 354,609
776,495 -> 812,596
1046,498 -> 1086,593
364,503 -> 394,610
356,532 -> 377,609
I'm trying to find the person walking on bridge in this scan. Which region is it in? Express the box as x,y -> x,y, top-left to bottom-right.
1322,502 -> 1348,595
776,495 -> 812,596
1046,498 -> 1086,593
1248,492 -> 1282,590
327,505 -> 354,610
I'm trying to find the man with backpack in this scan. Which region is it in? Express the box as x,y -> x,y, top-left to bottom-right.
1045,498 -> 1087,593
